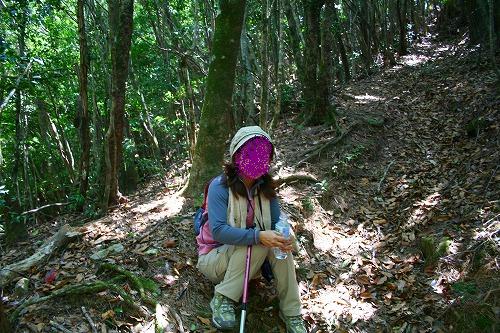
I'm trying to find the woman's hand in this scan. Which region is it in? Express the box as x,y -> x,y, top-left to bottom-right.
258,230 -> 293,251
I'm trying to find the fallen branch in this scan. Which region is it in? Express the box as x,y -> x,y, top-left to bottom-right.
297,123 -> 358,166
275,174 -> 318,187
0,224 -> 81,287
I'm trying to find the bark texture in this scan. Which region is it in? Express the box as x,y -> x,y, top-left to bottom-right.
103,0 -> 134,207
185,0 -> 247,196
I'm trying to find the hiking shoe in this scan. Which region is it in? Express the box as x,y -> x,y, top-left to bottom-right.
280,312 -> 307,333
210,293 -> 236,330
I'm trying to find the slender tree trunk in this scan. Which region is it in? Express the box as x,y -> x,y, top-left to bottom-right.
270,0 -> 283,131
103,0 -> 134,208
332,3 -> 350,82
202,0 -> 216,52
284,0 -> 304,82
129,63 -> 160,159
241,21 -> 256,123
260,0 -> 270,130
36,100 -> 76,182
7,0 -> 29,244
185,0 -> 247,196
180,58 -> 197,159
77,0 -> 91,203
380,0 -> 396,66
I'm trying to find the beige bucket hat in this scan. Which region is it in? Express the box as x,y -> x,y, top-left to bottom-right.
229,126 -> 273,158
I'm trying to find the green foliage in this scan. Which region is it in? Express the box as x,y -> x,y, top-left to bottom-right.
331,144 -> 366,176
364,116 -> 385,127
419,235 -> 452,265
445,280 -> 497,332
301,197 -> 314,214
68,193 -> 85,211
466,116 -> 488,137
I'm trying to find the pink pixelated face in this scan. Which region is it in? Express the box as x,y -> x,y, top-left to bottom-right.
234,136 -> 273,180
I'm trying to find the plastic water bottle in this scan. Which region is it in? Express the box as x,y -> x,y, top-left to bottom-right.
274,213 -> 290,259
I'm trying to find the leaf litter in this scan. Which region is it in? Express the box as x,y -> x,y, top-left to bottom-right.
1,35 -> 499,332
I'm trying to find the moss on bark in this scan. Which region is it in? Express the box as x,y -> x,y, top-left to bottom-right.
185,0 -> 247,196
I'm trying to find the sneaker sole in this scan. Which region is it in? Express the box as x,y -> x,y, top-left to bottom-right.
210,299 -> 236,331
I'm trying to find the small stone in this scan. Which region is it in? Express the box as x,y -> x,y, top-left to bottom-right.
14,277 -> 30,297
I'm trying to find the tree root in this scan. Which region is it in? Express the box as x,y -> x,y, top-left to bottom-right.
98,263 -> 159,307
10,264 -> 160,324
10,277 -> 138,323
275,173 -> 319,187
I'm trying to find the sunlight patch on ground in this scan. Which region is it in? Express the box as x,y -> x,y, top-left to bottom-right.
401,54 -> 430,66
405,192 -> 441,230
354,94 -> 385,104
309,284 -> 377,327
131,193 -> 184,216
333,234 -> 365,256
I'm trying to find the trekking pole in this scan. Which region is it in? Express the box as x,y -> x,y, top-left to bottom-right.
239,245 -> 252,333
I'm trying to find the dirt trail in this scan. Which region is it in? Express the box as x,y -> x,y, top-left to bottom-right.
1,36 -> 498,332
276,36 -> 499,332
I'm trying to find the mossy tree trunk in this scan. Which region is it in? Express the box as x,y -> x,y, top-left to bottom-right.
185,0 -> 247,196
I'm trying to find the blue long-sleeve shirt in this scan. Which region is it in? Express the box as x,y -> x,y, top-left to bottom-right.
207,175 -> 280,246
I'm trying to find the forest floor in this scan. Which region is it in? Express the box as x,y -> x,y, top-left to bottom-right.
1,34 -> 499,333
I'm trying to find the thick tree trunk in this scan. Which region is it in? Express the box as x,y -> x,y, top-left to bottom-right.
103,0 -> 134,208
358,0 -> 373,73
185,0 -> 247,196
77,0 -> 91,203
317,1 -> 337,126
303,0 -> 326,125
397,0 -> 408,55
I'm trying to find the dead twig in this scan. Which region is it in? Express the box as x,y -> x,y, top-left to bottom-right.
81,306 -> 98,333
132,218 -> 170,245
20,202 -> 70,216
169,307 -> 185,333
377,161 -> 395,193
